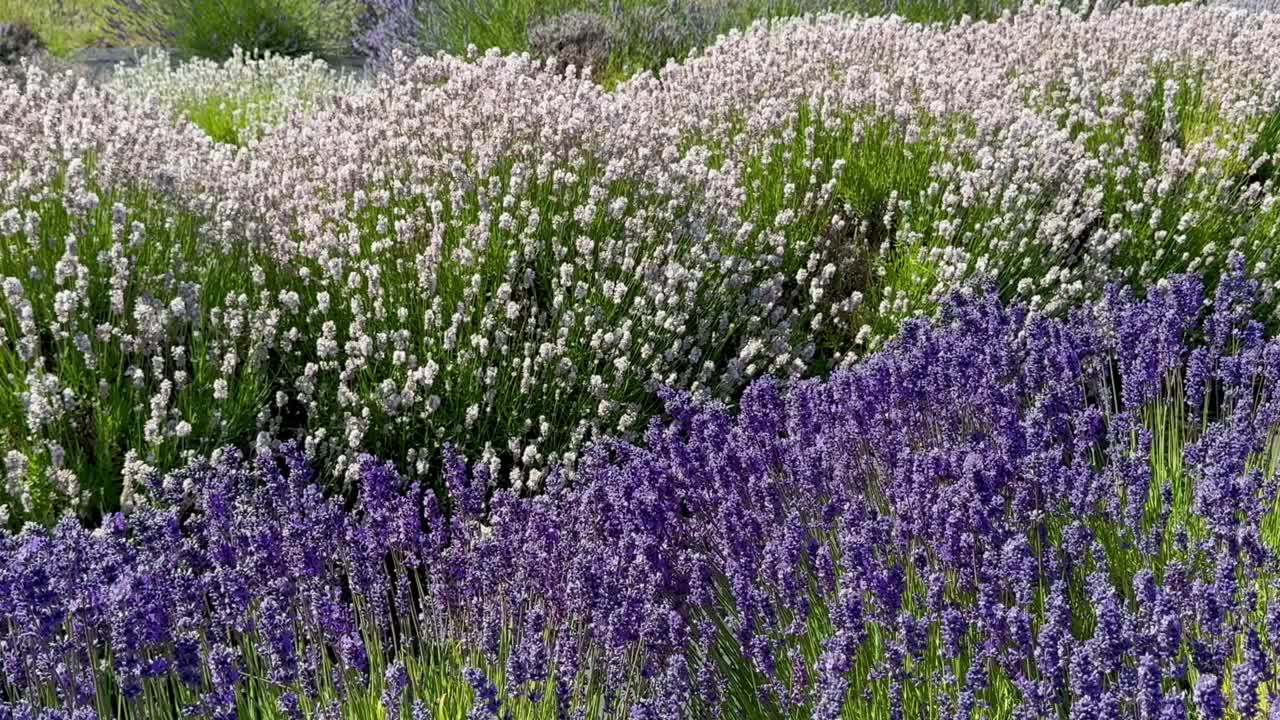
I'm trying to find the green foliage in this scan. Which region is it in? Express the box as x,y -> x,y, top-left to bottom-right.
0,181 -> 270,522
0,0 -> 108,57
106,0 -> 362,60
175,95 -> 259,144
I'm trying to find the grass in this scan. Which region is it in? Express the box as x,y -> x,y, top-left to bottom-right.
0,0 -> 114,56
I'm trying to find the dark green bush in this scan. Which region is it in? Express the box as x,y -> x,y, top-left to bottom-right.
106,0 -> 360,60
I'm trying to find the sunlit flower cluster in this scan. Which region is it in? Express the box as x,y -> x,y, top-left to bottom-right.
619,2 -> 1280,332
106,48 -> 365,144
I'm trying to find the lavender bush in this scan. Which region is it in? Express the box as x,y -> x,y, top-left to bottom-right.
0,21 -> 43,66
3,266 -> 1279,718
353,0 -> 420,63
526,10 -> 618,81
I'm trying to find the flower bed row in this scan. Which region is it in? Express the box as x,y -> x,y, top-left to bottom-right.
4,4 -> 1280,524
4,265 -> 1278,718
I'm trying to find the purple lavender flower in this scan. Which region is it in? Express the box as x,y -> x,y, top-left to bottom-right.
2,269 -> 1279,720
1193,674 -> 1225,720
354,0 -> 419,63
382,660 -> 410,719
463,666 -> 500,720
1233,630 -> 1270,718
278,691 -> 302,720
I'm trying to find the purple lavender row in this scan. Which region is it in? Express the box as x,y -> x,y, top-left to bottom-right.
4,260 -> 1280,719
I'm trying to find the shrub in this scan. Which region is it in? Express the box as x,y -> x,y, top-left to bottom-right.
107,0 -> 362,60
608,2 -> 721,78
0,20 -> 43,65
353,0 -> 420,63
526,9 -> 617,79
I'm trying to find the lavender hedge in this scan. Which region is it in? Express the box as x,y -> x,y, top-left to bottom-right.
8,4 -> 1280,524
3,264 -> 1278,719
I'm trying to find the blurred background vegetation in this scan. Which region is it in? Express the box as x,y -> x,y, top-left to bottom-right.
2,0 -> 1204,79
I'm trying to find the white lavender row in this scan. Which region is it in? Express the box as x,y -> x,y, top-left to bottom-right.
3,3 -> 1280,521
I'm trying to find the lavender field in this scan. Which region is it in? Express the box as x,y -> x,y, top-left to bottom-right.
3,1 -> 1280,718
